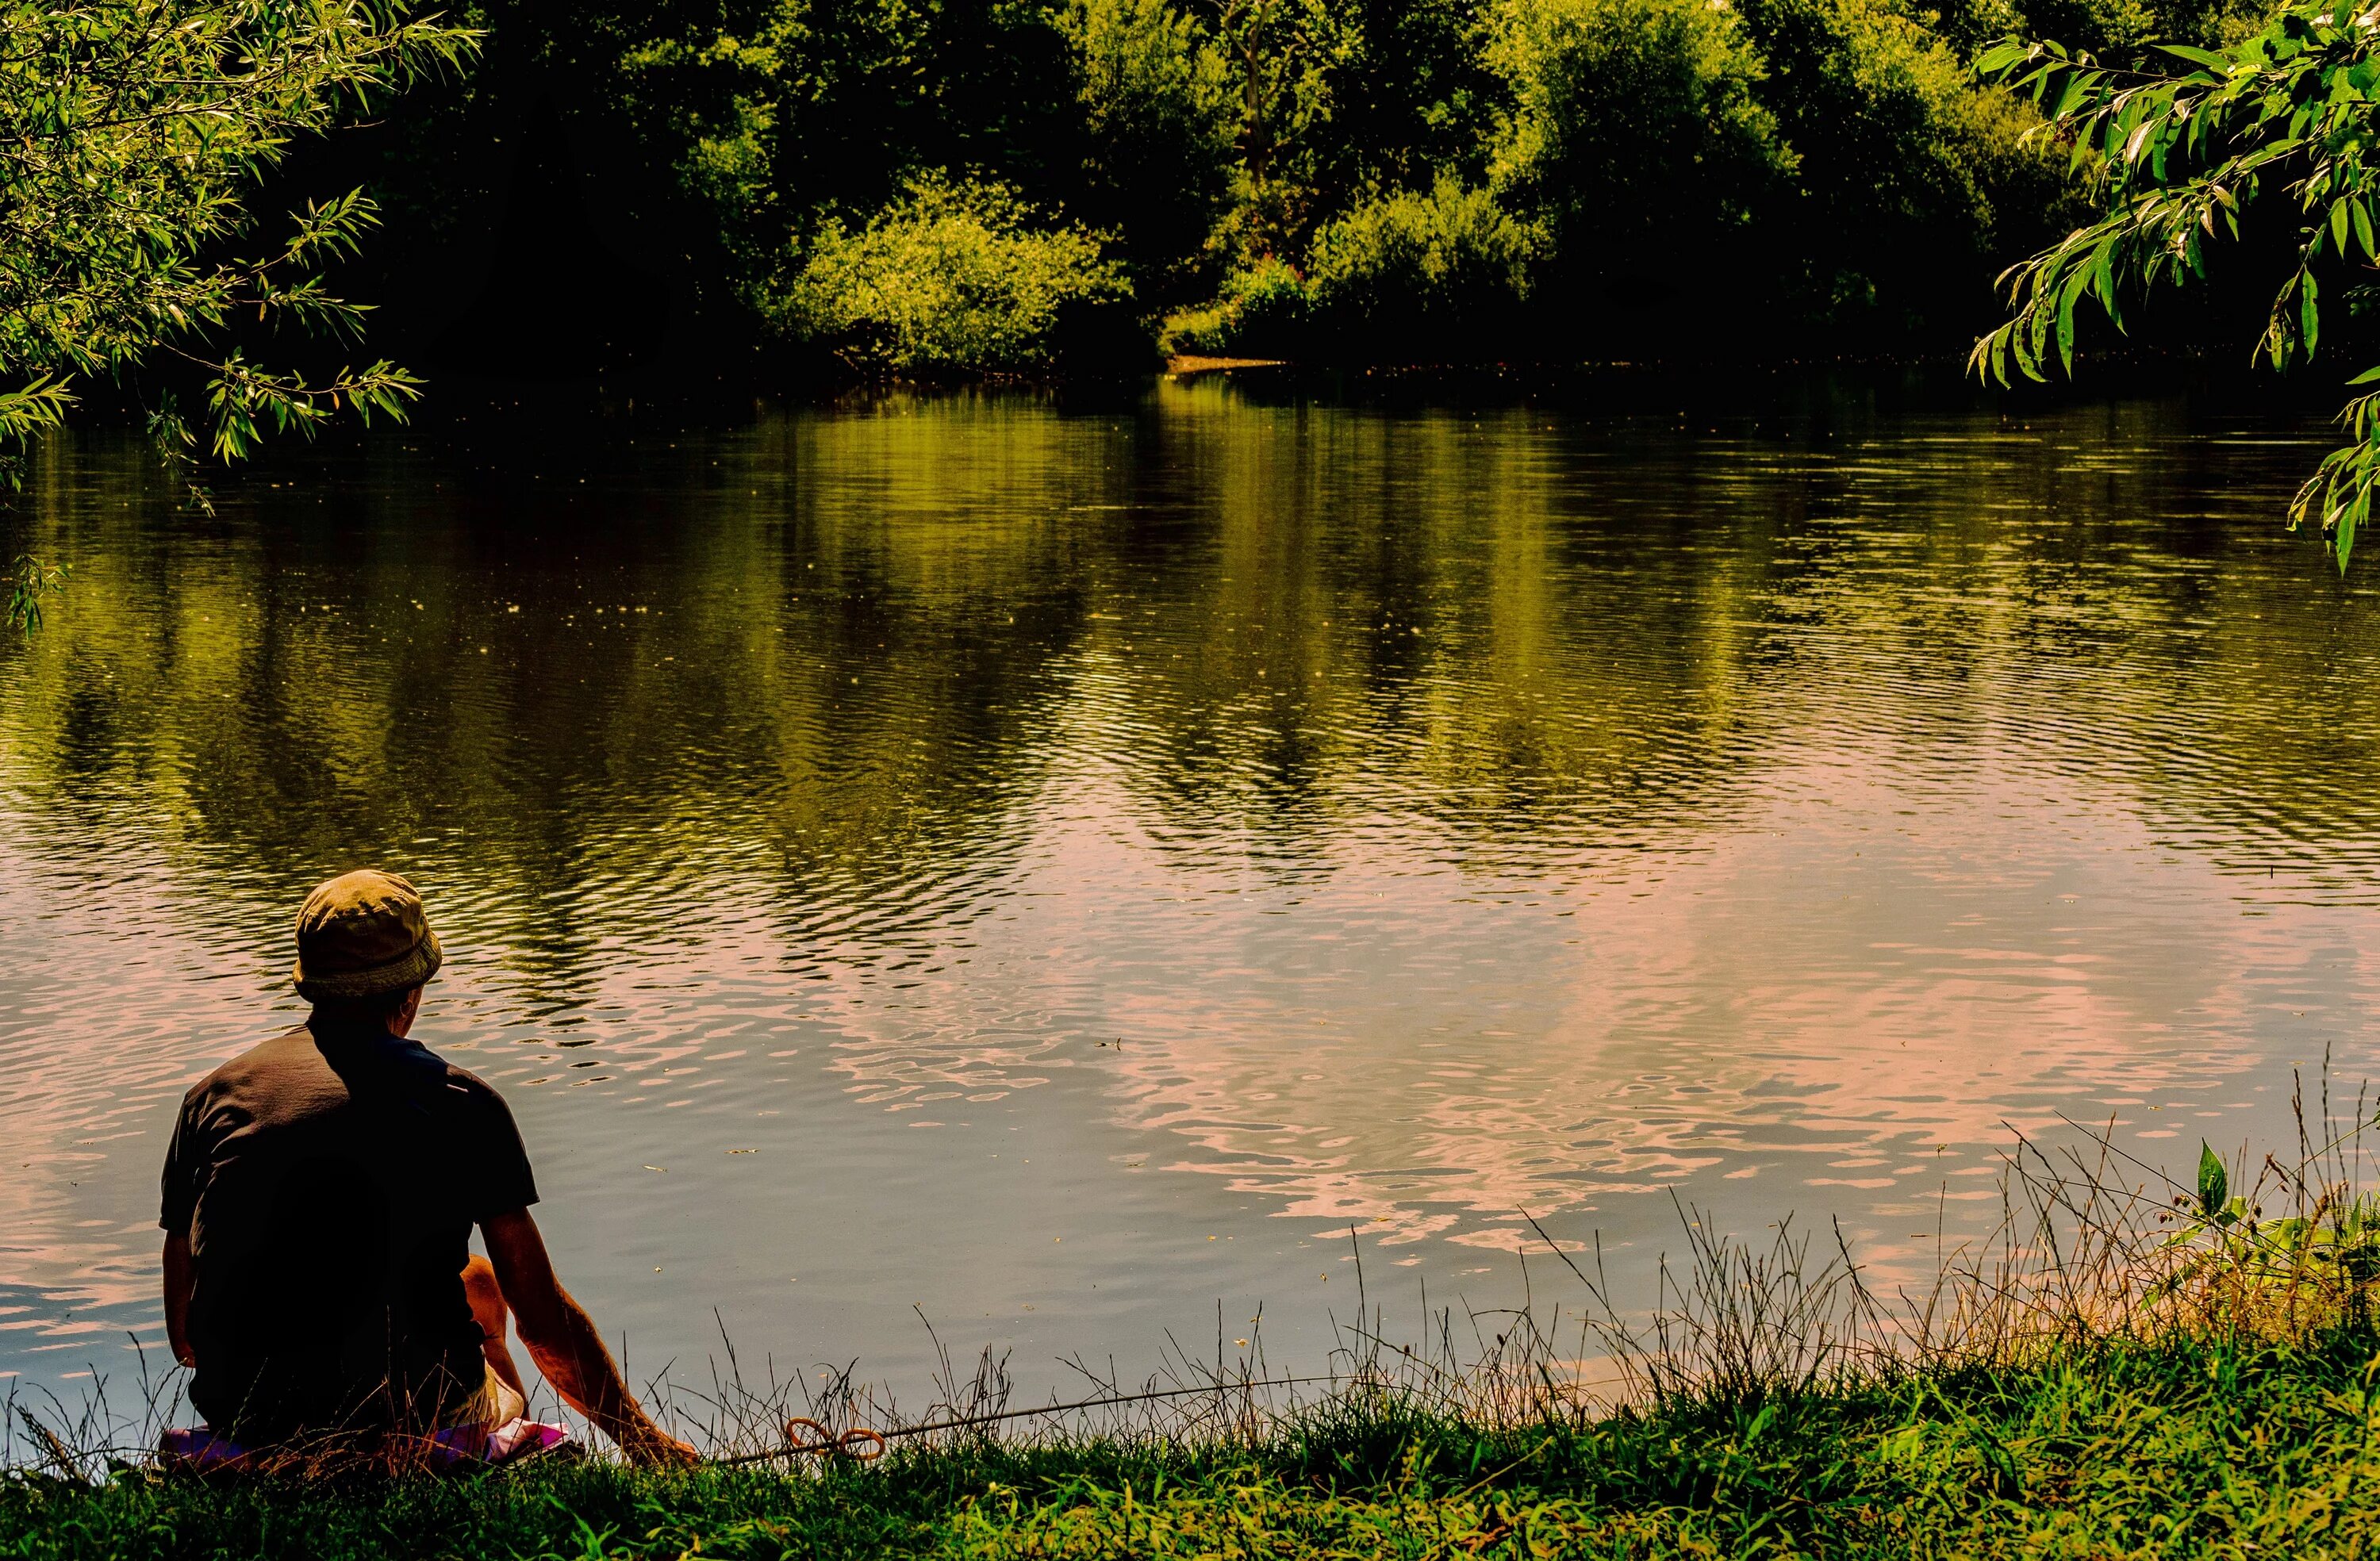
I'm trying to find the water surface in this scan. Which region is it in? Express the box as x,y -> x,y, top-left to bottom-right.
5,382 -> 2377,1417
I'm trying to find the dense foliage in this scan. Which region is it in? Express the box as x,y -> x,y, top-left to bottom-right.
0,0 -> 476,489
11,1330 -> 2380,1557
0,0 -> 2306,391
0,0 -> 2349,396
325,0 -> 2194,375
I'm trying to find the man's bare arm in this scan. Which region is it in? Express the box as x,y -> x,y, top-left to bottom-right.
161,1233 -> 197,1367
479,1207 -> 694,1465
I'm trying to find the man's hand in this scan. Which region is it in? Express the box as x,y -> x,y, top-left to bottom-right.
620,1421 -> 702,1467
480,1207 -> 697,1464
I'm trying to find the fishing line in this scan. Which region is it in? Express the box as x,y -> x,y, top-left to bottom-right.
713,1372 -> 1375,1465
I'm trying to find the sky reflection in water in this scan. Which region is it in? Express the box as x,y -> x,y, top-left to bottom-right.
2,383 -> 2374,1410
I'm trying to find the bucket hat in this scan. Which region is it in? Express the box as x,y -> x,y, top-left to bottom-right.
292,869 -> 443,1000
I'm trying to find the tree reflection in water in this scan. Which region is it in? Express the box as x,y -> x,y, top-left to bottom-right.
2,382 -> 2371,1405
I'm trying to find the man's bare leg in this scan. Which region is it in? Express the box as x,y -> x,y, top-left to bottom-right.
463,1254 -> 528,1397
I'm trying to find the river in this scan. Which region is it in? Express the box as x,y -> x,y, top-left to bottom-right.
4,378 -> 2376,1428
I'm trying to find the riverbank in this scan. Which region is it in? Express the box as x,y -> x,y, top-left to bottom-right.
12,1107 -> 2380,1558
6,1326 -> 2374,1559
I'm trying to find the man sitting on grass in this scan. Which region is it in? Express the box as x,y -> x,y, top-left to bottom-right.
159,869 -> 694,1466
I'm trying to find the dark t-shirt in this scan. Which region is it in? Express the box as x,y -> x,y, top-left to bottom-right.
159,1018 -> 538,1443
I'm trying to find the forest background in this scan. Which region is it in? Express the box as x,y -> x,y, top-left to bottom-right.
209,0 -> 2290,384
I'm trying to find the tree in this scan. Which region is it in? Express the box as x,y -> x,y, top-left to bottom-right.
1975,3 -> 2380,569
1735,0 -> 2075,339
0,0 -> 478,511
1303,175 -> 1538,355
1485,0 -> 1790,338
601,0 -> 1087,333
1062,0 -> 1238,294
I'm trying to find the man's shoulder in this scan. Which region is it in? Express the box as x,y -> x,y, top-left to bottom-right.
407,1043 -> 514,1118
184,1025 -> 324,1100
413,1046 -> 537,1208
435,1057 -> 509,1107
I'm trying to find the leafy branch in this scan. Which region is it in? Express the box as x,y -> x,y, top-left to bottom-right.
1972,4 -> 2380,570
0,0 -> 481,601
4,550 -> 69,635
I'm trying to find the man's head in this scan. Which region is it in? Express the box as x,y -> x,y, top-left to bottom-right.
294,870 -> 442,1033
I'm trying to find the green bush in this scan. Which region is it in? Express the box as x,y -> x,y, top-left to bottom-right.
1486,0 -> 1791,317
1305,176 -> 1540,355
1158,257 -> 1313,358
1156,299 -> 1240,357
777,177 -> 1129,374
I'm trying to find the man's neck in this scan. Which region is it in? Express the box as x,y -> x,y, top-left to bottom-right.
306,1011 -> 410,1045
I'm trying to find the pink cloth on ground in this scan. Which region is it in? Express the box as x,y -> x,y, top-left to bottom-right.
158,1417 -> 570,1472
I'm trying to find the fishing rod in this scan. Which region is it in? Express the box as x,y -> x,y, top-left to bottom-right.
713,1371 -> 1377,1465
9,1375 -> 1388,1475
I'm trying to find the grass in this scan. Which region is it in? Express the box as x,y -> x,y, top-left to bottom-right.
11,1334 -> 2380,1557
16,1078 -> 2380,1559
